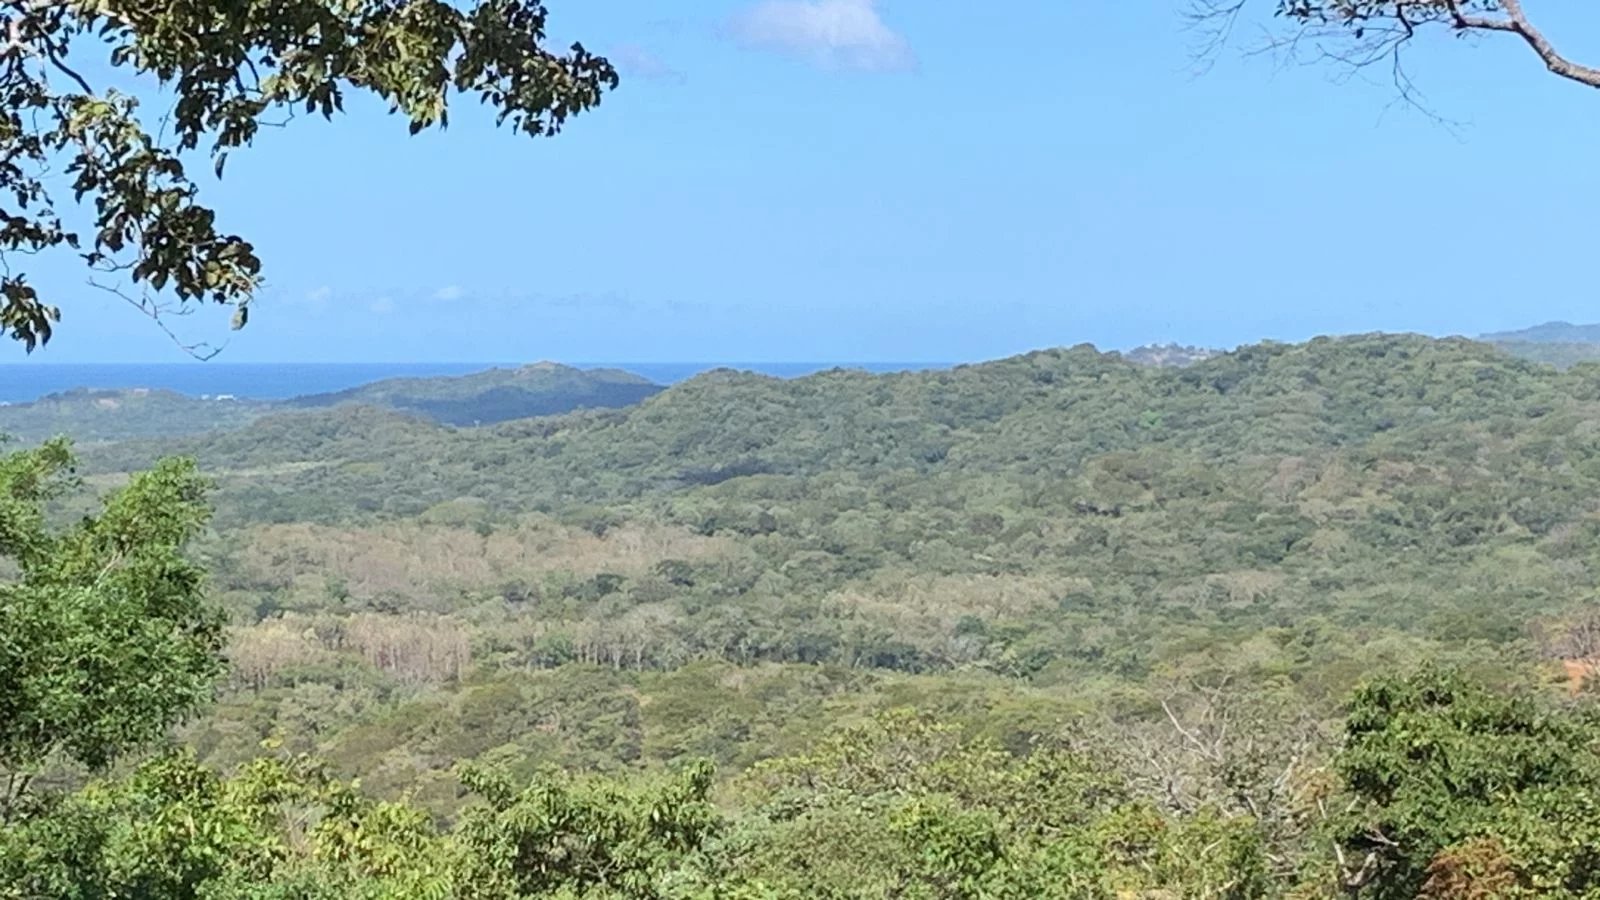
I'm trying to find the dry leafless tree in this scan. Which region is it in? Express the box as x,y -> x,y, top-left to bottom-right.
1190,1 -> 1600,114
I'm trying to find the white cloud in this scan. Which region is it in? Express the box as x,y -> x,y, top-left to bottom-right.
369,297 -> 395,315
728,0 -> 914,72
306,285 -> 332,303
612,43 -> 685,82
433,285 -> 464,301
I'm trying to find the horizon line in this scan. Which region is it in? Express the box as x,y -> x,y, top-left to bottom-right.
0,358 -> 969,367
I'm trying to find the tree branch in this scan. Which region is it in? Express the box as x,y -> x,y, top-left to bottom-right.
88,277 -> 225,360
43,43 -> 90,94
1198,1 -> 1600,98
1485,0 -> 1600,88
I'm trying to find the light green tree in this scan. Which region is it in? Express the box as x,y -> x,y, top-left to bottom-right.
0,440 -> 222,817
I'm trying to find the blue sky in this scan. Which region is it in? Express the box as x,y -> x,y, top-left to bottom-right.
27,1 -> 1600,363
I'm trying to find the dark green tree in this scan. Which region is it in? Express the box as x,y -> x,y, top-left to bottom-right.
1333,667 -> 1600,898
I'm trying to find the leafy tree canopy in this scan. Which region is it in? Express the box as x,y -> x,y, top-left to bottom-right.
1335,667 -> 1600,898
0,0 -> 615,352
0,440 -> 220,816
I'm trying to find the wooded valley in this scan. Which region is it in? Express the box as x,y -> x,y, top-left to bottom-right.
9,334 -> 1600,896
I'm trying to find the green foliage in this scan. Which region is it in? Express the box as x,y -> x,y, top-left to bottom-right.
1,749 -> 721,899
0,441 -> 221,780
453,761 -> 719,899
59,334 -> 1600,848
19,660 -> 1600,898
86,336 -> 1600,700
1335,667 -> 1600,898
0,0 -> 615,351
725,710 -> 1273,898
0,749 -> 449,899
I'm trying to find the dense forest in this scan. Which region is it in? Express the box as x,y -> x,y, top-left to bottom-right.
12,333 -> 1600,896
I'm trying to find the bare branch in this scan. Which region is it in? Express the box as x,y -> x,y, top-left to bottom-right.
1162,696 -> 1225,762
88,277 -> 225,360
42,43 -> 89,94
1183,0 -> 1249,73
1193,0 -> 1600,109
1484,0 -> 1600,88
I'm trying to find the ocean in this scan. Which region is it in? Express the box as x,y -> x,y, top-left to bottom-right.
0,362 -> 951,404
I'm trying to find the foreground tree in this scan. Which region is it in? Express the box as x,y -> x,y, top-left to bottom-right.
1333,667 -> 1600,897
0,0 -> 616,353
0,441 -> 221,819
0,750 -> 726,899
1194,1 -> 1600,98
727,710 -> 1276,898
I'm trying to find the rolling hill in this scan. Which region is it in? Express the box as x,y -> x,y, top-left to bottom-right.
0,363 -> 666,442
1482,321 -> 1600,368
84,333 -> 1600,682
283,361 -> 664,426
0,387 -> 270,444
1481,321 -> 1600,343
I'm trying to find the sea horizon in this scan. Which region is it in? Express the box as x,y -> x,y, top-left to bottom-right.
0,361 -> 957,405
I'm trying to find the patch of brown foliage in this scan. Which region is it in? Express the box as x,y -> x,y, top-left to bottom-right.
232,519 -> 732,608
1563,658 -> 1597,696
229,612 -> 471,688
1419,837 -> 1521,900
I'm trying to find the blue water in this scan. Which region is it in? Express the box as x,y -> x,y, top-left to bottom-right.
0,362 -> 952,404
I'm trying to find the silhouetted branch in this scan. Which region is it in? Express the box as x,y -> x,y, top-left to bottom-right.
88,277 -> 226,360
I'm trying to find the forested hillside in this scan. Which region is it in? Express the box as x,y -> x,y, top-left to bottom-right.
87,336 -> 1600,670
18,333 -> 1600,896
4,0 -> 1594,886
285,361 -> 664,426
1487,340 -> 1600,369
71,334 -> 1600,766
0,388 -> 270,443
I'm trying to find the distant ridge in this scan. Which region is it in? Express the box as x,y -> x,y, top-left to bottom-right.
0,363 -> 666,443
1479,322 -> 1600,369
0,386 -> 267,443
26,326 -> 1600,444
1481,321 -> 1600,344
82,333 -> 1571,519
284,362 -> 664,426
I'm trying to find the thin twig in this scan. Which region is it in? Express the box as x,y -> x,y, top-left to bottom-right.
87,277 -> 226,360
